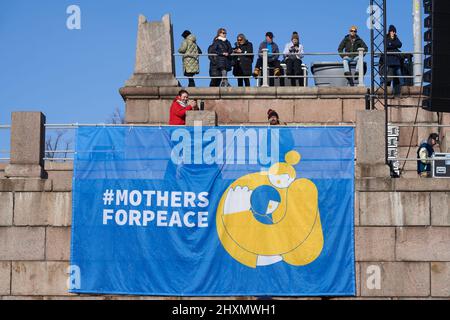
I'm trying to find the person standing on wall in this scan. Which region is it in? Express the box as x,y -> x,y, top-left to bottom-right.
232,33 -> 254,87
338,26 -> 368,87
253,32 -> 284,87
178,30 -> 201,87
283,31 -> 305,87
169,90 -> 199,125
212,28 -> 233,87
417,133 -> 439,177
385,25 -> 403,97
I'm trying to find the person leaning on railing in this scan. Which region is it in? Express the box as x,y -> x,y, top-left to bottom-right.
232,33 -> 254,87
178,30 -> 201,88
208,39 -> 221,87
253,32 -> 284,86
417,133 -> 439,178
169,90 -> 199,125
283,31 -> 304,87
337,25 -> 368,87
212,28 -> 233,87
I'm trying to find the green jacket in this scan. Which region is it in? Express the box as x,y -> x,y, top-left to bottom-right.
338,35 -> 368,58
178,34 -> 200,74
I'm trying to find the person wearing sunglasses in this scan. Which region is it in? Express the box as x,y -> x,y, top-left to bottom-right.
212,28 -> 233,87
232,34 -> 254,87
338,26 -> 368,86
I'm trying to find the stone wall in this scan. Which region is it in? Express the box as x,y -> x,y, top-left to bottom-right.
1,169 -> 449,299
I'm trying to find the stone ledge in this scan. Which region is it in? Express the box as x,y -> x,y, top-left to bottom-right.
0,179 -> 52,192
356,178 -> 450,192
44,162 -> 73,171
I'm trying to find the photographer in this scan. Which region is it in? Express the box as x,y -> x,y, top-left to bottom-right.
283,32 -> 304,86
232,34 -> 254,87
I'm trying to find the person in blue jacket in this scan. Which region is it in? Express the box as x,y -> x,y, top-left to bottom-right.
417,133 -> 439,177
253,32 -> 284,86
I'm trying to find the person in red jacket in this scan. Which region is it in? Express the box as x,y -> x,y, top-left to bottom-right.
169,90 -> 198,125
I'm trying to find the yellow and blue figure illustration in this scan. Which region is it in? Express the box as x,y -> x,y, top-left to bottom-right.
216,150 -> 324,268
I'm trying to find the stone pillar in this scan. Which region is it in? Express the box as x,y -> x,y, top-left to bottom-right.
356,110 -> 390,178
125,14 -> 178,87
186,111 -> 217,126
5,112 -> 46,178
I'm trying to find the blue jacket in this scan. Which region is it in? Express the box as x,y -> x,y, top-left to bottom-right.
258,41 -> 280,62
417,142 -> 434,174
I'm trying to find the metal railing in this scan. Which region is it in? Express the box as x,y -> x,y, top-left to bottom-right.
174,50 -> 423,88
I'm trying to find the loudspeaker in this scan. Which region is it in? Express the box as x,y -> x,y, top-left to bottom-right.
422,0 -> 450,112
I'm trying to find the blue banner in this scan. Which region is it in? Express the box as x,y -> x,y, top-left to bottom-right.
70,126 -> 355,296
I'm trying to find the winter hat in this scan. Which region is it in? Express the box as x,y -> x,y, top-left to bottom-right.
181,30 -> 191,38
267,109 -> 279,120
265,31 -> 274,39
388,25 -> 397,33
429,133 -> 439,143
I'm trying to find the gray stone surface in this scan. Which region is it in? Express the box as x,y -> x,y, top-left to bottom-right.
0,262 -> 10,295
359,192 -> 430,226
0,192 -> 13,226
360,262 -> 430,297
14,193 -> 72,226
431,193 -> 450,226
46,227 -> 71,261
0,179 -> 52,192
47,171 -> 73,192
125,15 -> 177,87
0,227 -> 45,260
356,111 -> 386,165
125,99 -> 149,123
355,227 -> 395,261
396,227 -> 450,261
11,262 -> 70,296
185,111 -> 217,126
431,262 -> 450,297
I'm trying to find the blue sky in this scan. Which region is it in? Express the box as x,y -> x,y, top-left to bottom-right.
0,0 -> 420,150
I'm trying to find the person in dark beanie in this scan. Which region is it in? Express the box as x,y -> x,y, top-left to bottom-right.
253,32 -> 283,86
232,33 -> 254,87
417,133 -> 439,177
385,25 -> 403,96
283,31 -> 305,86
178,30 -> 202,87
267,109 -> 280,125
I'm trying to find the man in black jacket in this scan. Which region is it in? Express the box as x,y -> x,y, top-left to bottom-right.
338,26 -> 368,86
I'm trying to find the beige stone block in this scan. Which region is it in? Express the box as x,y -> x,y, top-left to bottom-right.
354,192 -> 360,226
359,192 -> 430,226
2,296 -> 44,300
356,111 -> 385,165
205,100 -> 249,124
398,126 -> 418,147
431,262 -> 450,297
11,261 -> 70,296
355,227 -> 395,261
396,227 -> 450,261
125,99 -> 149,123
294,99 -> 342,123
46,227 -> 71,261
14,193 -> 72,226
0,192 -> 13,226
248,99 -> 294,123
431,193 -> 450,226
396,147 -> 418,172
343,99 -> 366,123
390,105 -> 438,123
360,262 -> 430,297
47,171 -> 73,192
0,262 -> 10,295
185,110 -> 217,126
0,227 -> 45,260
0,179 -> 52,192
148,99 -> 171,124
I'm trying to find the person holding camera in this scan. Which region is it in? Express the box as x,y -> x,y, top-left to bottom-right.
283,32 -> 304,86
232,34 -> 254,87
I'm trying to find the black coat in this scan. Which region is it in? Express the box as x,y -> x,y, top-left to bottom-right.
212,38 -> 233,71
386,35 -> 403,66
208,43 -> 221,77
232,40 -> 254,76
